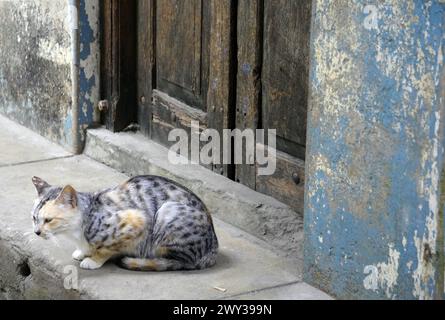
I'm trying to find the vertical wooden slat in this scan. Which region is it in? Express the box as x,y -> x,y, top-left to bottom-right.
100,0 -> 112,126
235,0 -> 263,188
137,0 -> 155,137
262,0 -> 311,157
207,0 -> 236,178
103,0 -> 119,130
192,0 -> 203,95
254,0 -> 312,213
117,0 -> 137,131
155,0 -> 209,110
101,0 -> 137,132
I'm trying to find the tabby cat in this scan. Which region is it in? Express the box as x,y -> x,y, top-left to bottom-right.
31,175 -> 218,271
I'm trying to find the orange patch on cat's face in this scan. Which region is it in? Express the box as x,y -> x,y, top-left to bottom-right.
37,200 -> 76,235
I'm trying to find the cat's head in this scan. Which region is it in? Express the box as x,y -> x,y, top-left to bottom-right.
31,177 -> 80,238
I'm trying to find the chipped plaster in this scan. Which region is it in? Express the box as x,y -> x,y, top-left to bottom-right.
363,244 -> 401,299
304,0 -> 445,299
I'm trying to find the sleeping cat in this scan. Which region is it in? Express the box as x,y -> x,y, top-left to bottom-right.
31,175 -> 218,271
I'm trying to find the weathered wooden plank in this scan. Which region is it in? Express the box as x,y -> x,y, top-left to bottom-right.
137,0 -> 155,137
101,0 -> 137,132
235,0 -> 263,188
155,0 -> 210,110
150,90 -> 212,166
255,144 -> 305,214
151,90 -> 211,171
254,0 -> 311,211
157,0 -> 200,92
207,0 -> 236,178
117,0 -> 138,131
262,0 -> 311,156
152,90 -> 207,129
100,0 -> 113,127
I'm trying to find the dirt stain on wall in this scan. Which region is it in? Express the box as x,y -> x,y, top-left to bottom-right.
0,1 -> 71,146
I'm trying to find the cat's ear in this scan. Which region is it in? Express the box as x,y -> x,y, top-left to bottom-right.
55,185 -> 78,208
32,176 -> 51,196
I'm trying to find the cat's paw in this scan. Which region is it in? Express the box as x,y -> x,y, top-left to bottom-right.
80,258 -> 103,270
72,249 -> 86,261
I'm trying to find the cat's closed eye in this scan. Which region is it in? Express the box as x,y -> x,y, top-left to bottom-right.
44,218 -> 53,224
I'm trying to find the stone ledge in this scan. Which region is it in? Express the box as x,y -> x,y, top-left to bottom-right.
84,128 -> 304,259
0,155 -> 306,299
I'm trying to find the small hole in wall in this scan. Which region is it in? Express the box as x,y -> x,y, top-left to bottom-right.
17,261 -> 31,278
423,243 -> 433,263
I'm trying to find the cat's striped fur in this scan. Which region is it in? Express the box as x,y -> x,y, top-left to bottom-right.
31,175 -> 218,271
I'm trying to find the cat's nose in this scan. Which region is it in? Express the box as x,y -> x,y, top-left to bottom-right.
35,230 -> 41,236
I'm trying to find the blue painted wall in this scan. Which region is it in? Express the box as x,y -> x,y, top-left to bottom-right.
304,0 -> 445,299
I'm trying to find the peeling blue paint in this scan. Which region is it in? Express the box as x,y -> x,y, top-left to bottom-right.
78,0 -> 98,130
304,0 -> 445,299
79,0 -> 94,61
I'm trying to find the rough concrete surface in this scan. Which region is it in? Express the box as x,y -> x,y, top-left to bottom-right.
84,128 -> 304,260
0,115 -> 330,300
225,282 -> 333,300
0,116 -> 70,166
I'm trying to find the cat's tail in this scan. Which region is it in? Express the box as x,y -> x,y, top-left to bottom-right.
117,257 -> 187,271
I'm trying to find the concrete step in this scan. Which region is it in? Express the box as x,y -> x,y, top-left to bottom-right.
84,128 -> 304,260
0,115 -> 331,300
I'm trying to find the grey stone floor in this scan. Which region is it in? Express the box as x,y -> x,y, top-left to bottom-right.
0,114 -> 332,300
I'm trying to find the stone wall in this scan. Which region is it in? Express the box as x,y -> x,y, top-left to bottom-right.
0,0 -> 99,149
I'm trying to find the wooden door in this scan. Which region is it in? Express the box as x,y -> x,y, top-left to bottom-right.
137,0 -> 236,178
236,0 -> 312,214
101,0 -> 312,213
